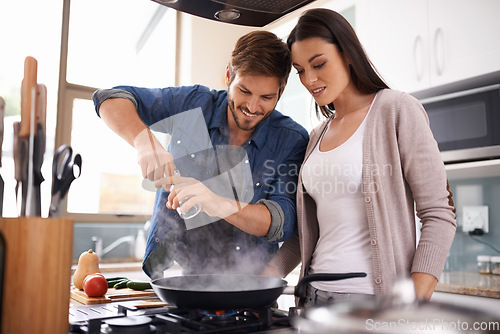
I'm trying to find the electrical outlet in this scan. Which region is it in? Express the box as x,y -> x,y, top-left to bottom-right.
463,206 -> 489,233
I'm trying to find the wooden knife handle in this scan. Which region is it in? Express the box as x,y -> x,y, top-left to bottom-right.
19,56 -> 38,137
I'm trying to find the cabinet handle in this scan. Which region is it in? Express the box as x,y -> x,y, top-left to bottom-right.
413,35 -> 424,82
433,27 -> 445,76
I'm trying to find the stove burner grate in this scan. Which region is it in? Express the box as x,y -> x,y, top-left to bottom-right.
102,316 -> 156,334
69,303 -> 291,334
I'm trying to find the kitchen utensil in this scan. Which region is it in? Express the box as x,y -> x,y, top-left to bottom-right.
13,121 -> 29,215
36,84 -> 47,140
172,169 -> 202,219
0,96 -> 4,216
151,272 -> 366,310
14,56 -> 45,216
49,144 -> 82,217
19,56 -> 38,137
28,84 -> 47,216
293,278 -> 500,334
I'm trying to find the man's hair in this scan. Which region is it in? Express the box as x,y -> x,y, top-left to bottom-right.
229,30 -> 291,92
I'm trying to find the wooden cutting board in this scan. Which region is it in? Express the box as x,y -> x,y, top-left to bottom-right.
70,287 -> 157,305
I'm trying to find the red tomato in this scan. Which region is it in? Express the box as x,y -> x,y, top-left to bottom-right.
83,273 -> 108,297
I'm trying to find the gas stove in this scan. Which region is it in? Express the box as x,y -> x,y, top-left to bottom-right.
69,302 -> 297,334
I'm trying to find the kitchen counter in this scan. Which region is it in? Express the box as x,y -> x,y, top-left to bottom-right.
436,271 -> 500,298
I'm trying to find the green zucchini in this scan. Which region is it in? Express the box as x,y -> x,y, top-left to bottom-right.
113,279 -> 131,289
106,277 -> 129,288
105,276 -> 127,282
126,280 -> 152,291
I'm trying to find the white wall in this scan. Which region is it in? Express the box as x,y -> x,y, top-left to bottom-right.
177,0 -> 332,90
179,13 -> 255,90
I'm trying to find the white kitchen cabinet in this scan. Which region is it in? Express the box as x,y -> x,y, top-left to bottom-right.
358,0 -> 500,93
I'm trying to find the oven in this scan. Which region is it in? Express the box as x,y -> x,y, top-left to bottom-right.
414,71 -> 500,164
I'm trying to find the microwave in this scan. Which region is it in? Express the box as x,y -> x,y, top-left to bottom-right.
413,72 -> 500,164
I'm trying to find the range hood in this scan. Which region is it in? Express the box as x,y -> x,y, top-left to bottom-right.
151,0 -> 317,26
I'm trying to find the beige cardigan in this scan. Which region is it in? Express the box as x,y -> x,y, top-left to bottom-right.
268,89 -> 457,295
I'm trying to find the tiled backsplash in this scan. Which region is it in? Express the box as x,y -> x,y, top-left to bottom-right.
447,176 -> 500,272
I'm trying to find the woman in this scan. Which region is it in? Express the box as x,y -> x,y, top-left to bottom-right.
263,8 -> 456,305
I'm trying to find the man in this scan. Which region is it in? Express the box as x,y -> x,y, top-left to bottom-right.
93,31 -> 308,279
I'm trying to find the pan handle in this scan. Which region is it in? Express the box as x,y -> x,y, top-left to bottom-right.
294,272 -> 367,298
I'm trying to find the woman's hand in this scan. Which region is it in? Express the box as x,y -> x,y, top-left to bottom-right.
411,272 -> 438,300
260,265 -> 282,278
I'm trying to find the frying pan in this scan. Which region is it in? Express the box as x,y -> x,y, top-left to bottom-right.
151,272 -> 366,310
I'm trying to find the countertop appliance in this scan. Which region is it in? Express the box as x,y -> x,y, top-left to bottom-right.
412,71 -> 500,164
150,0 -> 317,27
69,302 -> 296,333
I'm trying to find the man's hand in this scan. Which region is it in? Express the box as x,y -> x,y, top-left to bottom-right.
133,128 -> 176,187
164,175 -> 243,219
161,174 -> 271,237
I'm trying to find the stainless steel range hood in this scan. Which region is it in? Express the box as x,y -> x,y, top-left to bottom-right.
151,0 -> 317,26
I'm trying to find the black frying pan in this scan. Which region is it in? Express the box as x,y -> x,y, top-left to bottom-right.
151,272 -> 366,310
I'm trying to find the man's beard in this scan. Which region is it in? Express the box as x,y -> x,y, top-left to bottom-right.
228,98 -> 259,132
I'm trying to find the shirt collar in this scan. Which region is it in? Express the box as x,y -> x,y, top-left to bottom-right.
208,96 -> 272,150
248,113 -> 271,150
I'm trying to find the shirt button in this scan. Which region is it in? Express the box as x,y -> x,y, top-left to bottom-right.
155,238 -> 160,243
206,170 -> 211,174
235,245 -> 241,251
176,140 -> 181,144
190,153 -> 195,158
374,277 -> 382,284
245,159 -> 249,164
255,182 -> 261,187
370,239 -> 377,246
365,197 -> 371,203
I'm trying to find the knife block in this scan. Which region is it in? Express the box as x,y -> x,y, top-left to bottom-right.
0,217 -> 73,334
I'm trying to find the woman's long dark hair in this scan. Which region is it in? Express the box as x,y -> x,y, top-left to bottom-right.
287,8 -> 389,118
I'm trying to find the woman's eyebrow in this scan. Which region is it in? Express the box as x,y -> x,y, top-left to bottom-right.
292,53 -> 324,67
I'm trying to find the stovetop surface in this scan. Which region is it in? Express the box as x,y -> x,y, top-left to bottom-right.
69,302 -> 297,334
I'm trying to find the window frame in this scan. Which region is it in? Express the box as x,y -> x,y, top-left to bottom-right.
56,0 -> 180,223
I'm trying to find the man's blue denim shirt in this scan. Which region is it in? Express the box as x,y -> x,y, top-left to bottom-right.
93,84 -> 308,278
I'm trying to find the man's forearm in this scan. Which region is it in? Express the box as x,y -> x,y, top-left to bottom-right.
223,201 -> 272,237
99,98 -> 147,147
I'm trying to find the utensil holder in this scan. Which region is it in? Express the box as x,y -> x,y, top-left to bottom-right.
0,217 -> 73,334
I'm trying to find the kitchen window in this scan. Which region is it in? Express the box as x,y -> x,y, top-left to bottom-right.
0,0 -> 177,220
61,0 -> 177,220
